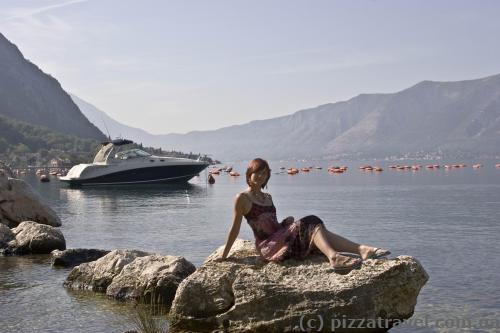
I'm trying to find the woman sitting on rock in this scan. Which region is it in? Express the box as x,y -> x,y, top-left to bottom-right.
219,158 -> 390,272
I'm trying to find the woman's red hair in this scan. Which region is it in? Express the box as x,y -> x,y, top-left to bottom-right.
246,158 -> 271,189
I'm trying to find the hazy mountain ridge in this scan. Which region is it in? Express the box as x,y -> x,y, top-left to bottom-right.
69,94 -> 154,142
326,75 -> 500,157
0,33 -> 105,141
73,74 -> 500,161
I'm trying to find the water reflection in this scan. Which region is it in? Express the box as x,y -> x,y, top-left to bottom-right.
59,183 -> 207,215
60,182 -> 206,200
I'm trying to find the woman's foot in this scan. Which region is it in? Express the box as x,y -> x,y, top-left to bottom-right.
358,245 -> 391,260
328,253 -> 362,271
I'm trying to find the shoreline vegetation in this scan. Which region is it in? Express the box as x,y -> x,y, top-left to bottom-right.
0,113 -> 219,169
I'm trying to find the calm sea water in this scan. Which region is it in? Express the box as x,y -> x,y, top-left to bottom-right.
1,160 -> 500,333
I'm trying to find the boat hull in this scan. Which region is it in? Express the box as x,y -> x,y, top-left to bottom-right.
60,164 -> 208,186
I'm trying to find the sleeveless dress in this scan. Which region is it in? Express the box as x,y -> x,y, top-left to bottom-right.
243,194 -> 325,262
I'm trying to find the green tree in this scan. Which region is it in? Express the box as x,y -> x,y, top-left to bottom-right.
14,143 -> 30,154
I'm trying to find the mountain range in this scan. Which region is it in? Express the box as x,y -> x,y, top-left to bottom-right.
0,33 -> 105,141
73,74 -> 500,161
1,31 -> 499,162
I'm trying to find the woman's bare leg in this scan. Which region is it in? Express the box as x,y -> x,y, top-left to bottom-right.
324,228 -> 380,260
324,229 -> 361,253
312,225 -> 361,267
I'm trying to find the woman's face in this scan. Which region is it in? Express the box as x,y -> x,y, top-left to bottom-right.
249,168 -> 269,188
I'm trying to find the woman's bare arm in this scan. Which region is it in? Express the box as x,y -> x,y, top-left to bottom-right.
220,193 -> 249,260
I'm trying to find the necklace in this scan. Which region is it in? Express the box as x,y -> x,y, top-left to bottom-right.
250,191 -> 266,204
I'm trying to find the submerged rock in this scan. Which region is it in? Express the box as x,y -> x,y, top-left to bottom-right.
51,248 -> 111,268
3,221 -> 66,255
0,171 -> 61,228
64,249 -> 196,306
168,239 -> 429,333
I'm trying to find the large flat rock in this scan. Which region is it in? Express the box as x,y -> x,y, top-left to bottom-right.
169,239 -> 429,332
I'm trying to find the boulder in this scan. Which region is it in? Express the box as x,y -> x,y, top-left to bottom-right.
168,239 -> 429,333
51,248 -> 111,268
64,249 -> 150,292
64,250 -> 196,306
0,223 -> 15,250
0,171 -> 61,228
107,254 -> 196,305
5,221 -> 66,255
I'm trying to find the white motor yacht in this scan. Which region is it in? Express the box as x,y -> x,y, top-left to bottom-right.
59,139 -> 209,186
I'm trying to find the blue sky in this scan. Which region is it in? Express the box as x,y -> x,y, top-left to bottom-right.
1,0 -> 499,134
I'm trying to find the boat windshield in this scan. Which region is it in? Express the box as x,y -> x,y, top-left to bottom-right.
114,149 -> 152,160
93,143 -> 114,163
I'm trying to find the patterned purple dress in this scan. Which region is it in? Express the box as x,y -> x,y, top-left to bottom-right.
243,198 -> 325,262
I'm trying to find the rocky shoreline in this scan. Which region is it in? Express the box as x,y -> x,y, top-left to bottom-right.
1,169 -> 65,255
1,168 -> 429,332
